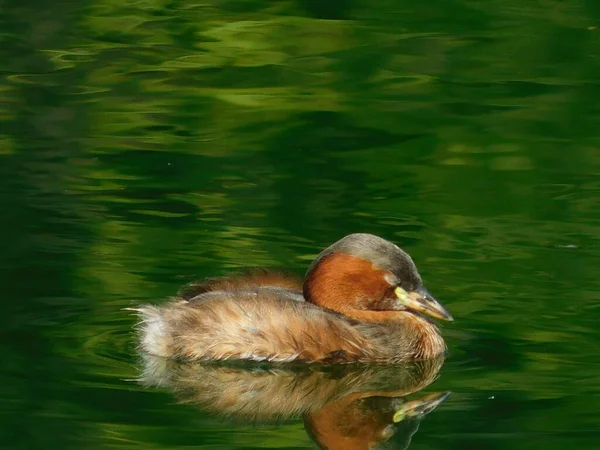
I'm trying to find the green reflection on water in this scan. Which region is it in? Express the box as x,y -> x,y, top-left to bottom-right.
2,0 -> 600,449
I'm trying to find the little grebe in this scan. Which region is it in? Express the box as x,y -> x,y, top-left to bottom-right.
132,233 -> 453,363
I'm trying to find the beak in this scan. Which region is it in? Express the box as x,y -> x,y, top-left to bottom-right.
393,391 -> 451,423
394,286 -> 453,321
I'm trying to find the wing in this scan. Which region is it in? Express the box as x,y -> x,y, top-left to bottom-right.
177,268 -> 303,300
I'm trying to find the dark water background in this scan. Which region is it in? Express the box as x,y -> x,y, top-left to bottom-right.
2,0 -> 600,448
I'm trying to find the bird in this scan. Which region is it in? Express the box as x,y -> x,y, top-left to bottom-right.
130,233 -> 453,364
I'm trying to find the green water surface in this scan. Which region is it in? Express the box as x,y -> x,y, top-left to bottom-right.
2,0 -> 600,449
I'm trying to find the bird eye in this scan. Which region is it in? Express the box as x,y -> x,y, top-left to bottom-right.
384,273 -> 398,286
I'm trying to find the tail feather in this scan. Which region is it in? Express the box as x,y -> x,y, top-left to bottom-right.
126,305 -> 171,357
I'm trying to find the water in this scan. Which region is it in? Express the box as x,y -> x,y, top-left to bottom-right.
2,0 -> 600,448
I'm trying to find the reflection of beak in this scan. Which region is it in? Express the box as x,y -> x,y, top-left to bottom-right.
393,391 -> 451,423
394,286 -> 453,321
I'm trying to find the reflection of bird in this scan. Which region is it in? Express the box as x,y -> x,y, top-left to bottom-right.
139,354 -> 449,450
130,233 -> 453,364
305,392 -> 449,450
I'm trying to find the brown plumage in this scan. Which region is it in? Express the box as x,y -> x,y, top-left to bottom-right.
178,268 -> 302,300
131,233 -> 453,364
